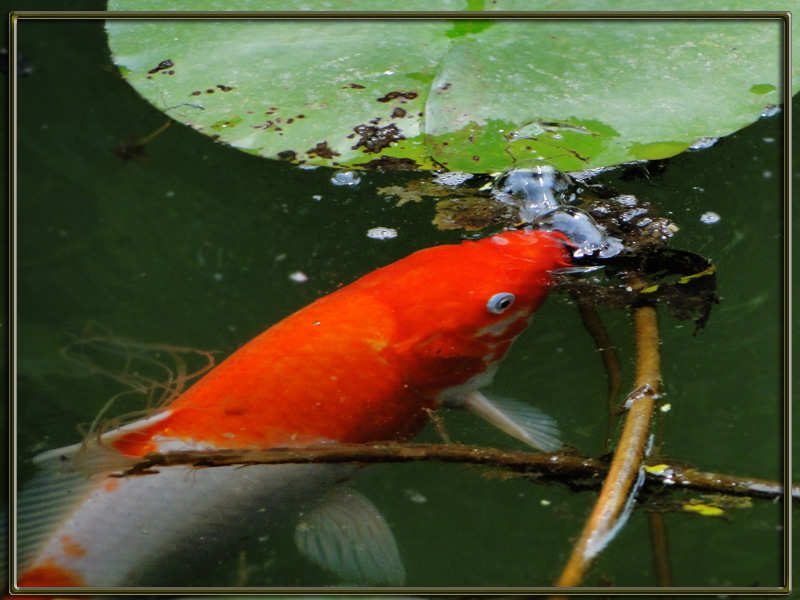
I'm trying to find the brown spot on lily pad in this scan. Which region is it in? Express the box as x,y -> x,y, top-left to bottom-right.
351,123 -> 405,153
307,141 -> 340,159
216,84 -> 234,92
276,150 -> 298,162
148,59 -> 174,74
353,156 -> 418,170
376,90 -> 418,103
391,107 -> 407,119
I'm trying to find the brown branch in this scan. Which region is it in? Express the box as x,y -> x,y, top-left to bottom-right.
573,294 -> 623,452
552,302 -> 661,591
114,442 -> 796,502
649,512 -> 673,595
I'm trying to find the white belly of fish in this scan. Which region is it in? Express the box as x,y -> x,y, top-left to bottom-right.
20,462 -> 349,587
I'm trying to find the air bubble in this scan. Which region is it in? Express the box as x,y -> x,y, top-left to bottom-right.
330,170 -> 361,186
492,161 -> 574,222
761,104 -> 781,118
688,137 -> 718,151
536,207 -> 624,259
700,211 -> 721,225
492,161 -> 623,258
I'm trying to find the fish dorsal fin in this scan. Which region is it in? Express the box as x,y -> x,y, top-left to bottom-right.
447,390 -> 563,452
294,486 -> 405,586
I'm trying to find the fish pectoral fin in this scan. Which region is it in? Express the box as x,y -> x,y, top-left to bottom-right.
294,486 -> 405,587
454,390 -> 563,452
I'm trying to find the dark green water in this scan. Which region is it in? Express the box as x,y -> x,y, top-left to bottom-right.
12,13 -> 789,592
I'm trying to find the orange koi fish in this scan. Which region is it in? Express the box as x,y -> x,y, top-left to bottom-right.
13,228 -> 571,590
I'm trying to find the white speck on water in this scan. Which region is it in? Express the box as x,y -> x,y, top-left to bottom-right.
621,208 -> 648,222
299,164 -> 319,170
213,273 -> 224,281
540,499 -> 551,506
289,271 -> 308,282
405,489 -> 427,504
615,195 -> 638,207
312,195 -> 322,201
692,186 -> 705,193
165,190 -> 175,198
367,226 -> 397,240
660,403 -> 672,413
763,170 -> 773,179
700,211 -> 721,225
763,137 -> 775,143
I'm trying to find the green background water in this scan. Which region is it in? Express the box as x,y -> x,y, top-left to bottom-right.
10,10 -> 789,592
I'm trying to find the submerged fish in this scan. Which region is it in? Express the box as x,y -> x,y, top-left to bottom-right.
13,228 -> 571,590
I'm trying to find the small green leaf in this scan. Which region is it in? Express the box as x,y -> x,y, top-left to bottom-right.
749,83 -> 777,95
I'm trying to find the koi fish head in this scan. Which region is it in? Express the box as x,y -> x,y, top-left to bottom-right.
364,229 -> 572,393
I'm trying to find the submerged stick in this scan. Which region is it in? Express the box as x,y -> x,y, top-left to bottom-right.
552,303 -> 661,590
115,441 -> 795,502
573,295 -> 623,452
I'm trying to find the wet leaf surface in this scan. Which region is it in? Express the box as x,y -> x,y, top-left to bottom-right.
105,3 -> 796,172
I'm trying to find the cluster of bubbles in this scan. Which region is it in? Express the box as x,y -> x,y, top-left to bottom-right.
491,160 -> 624,258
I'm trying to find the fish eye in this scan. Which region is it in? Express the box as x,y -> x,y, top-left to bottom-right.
487,292 -> 515,314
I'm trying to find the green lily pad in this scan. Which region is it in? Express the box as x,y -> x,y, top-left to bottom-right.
105,2 -> 793,172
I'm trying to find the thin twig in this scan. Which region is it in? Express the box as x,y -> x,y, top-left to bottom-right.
649,511 -> 672,592
112,442 -> 797,502
552,302 -> 661,591
573,294 -> 624,452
